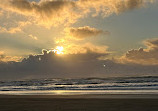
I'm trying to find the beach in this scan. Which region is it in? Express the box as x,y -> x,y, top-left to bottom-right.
0,94 -> 158,111
0,76 -> 158,111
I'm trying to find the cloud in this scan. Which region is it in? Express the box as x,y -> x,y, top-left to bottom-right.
0,26 -> 21,34
0,49 -> 108,79
0,0 -> 154,27
65,26 -> 109,40
0,21 -> 31,33
63,43 -> 109,55
0,51 -> 22,62
43,48 -> 108,62
77,0 -> 152,17
28,34 -> 38,40
0,0 -> 79,27
121,38 -> 158,65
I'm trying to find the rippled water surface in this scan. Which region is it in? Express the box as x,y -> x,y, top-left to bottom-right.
0,76 -> 158,95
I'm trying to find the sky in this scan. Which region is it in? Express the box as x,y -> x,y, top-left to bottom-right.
0,0 -> 158,80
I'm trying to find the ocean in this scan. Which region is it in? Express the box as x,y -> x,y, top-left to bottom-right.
0,76 -> 158,95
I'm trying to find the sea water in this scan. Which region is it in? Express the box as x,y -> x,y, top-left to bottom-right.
0,76 -> 158,95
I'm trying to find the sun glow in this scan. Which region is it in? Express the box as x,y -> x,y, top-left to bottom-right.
56,46 -> 64,54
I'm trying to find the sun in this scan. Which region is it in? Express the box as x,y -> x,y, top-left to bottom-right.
56,46 -> 64,54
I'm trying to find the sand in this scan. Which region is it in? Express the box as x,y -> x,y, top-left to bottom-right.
0,94 -> 158,111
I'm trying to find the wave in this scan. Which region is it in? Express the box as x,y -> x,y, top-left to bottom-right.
0,76 -> 158,91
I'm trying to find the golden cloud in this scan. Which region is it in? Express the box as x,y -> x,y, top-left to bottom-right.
0,0 -> 153,27
78,0 -> 146,16
121,38 -> 158,65
60,43 -> 109,55
0,0 -> 79,27
0,51 -> 22,62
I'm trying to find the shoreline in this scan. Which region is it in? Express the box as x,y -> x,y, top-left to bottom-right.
0,94 -> 158,99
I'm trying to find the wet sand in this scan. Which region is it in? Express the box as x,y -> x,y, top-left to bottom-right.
0,94 -> 158,111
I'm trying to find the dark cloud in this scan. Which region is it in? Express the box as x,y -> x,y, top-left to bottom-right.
0,49 -> 158,80
65,26 -> 109,40
121,38 -> 158,65
115,0 -> 144,12
0,49 -> 107,80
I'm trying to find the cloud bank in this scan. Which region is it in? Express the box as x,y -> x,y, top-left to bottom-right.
0,49 -> 158,80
